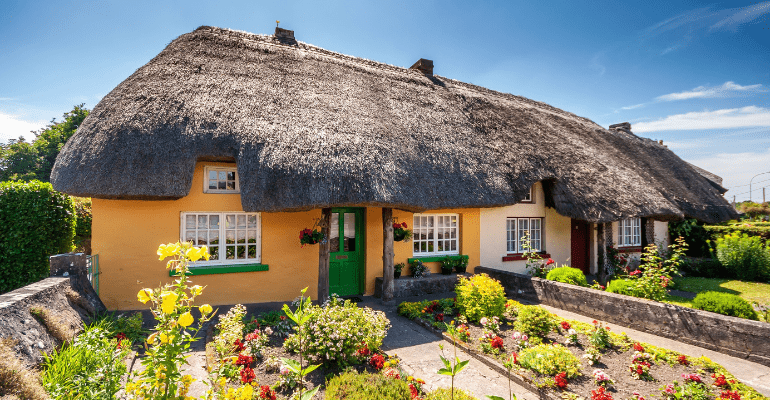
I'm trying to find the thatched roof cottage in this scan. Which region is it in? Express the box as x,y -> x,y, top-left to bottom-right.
52,26 -> 735,309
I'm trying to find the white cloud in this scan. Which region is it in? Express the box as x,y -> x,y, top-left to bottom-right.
621,103 -> 646,110
687,147 -> 770,202
711,1 -> 770,31
633,106 -> 770,132
0,112 -> 47,144
655,81 -> 764,102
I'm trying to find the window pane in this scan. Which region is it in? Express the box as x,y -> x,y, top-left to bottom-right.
344,213 -> 355,252
437,240 -> 444,252
219,171 -> 227,180
226,230 -> 235,244
330,213 -> 340,252
210,246 -> 219,260
226,181 -> 235,190
226,246 -> 235,259
237,215 -> 246,229
248,245 -> 256,259
197,232 -> 207,246
209,230 -> 219,245
237,245 -> 245,259
247,215 -> 257,228
226,215 -> 235,229
198,215 -> 207,229
237,230 -> 246,244
209,180 -> 217,190
209,171 -> 217,180
218,181 -> 226,190
186,215 -> 196,229
185,230 -> 195,242
451,241 -> 457,251
210,215 -> 220,229
227,171 -> 235,181
248,230 -> 257,244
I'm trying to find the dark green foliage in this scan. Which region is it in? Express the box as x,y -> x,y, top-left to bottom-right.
545,266 -> 587,286
669,219 -> 713,257
606,278 -> 639,297
713,232 -> 770,282
0,180 -> 75,293
0,104 -> 89,182
692,291 -> 759,320
324,371 -> 412,400
72,197 -> 92,252
679,257 -> 732,279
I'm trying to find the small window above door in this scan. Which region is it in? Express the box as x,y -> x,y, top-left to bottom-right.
204,166 -> 239,193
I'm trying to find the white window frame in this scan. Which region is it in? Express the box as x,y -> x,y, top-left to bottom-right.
203,166 -> 240,194
506,217 -> 543,253
412,213 -> 460,257
521,186 -> 533,203
180,212 -> 261,265
618,218 -> 641,247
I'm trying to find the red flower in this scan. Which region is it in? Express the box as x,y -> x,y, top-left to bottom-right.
240,366 -> 256,383
720,391 -> 741,400
512,352 -> 518,364
712,374 -> 730,388
682,373 -> 702,383
258,385 -> 277,400
234,339 -> 245,352
491,336 -> 504,350
560,321 -> 571,330
236,353 -> 253,366
402,222 -> 408,228
245,331 -> 261,342
546,258 -> 555,265
409,383 -> 419,399
633,343 -> 644,352
677,354 -> 689,365
369,354 -> 385,370
630,270 -> 642,276
605,326 -> 610,331
591,386 -> 614,400
554,372 -> 568,389
115,332 -> 127,348
436,313 -> 444,322
592,320 -> 598,324
357,342 -> 371,357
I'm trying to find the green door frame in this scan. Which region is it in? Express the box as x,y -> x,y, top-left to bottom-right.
329,207 -> 366,296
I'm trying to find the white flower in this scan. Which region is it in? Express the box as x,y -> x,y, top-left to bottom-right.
568,329 -> 576,335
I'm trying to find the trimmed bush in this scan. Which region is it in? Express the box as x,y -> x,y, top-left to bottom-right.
692,291 -> 759,320
426,388 -> 479,400
513,305 -> 557,341
713,232 -> 770,282
546,266 -> 587,286
455,273 -> 506,323
72,197 -> 92,253
606,278 -> 639,297
0,180 -> 75,293
324,371 -> 412,400
518,344 -> 581,378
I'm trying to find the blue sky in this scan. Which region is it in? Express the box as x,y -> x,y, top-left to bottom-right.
1,0 -> 769,201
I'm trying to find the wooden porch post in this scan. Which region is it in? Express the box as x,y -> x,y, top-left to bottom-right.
318,208 -> 331,303
596,223 -> 606,284
382,208 -> 395,303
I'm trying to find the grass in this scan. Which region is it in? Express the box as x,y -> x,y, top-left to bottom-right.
665,277 -> 770,322
0,338 -> 48,400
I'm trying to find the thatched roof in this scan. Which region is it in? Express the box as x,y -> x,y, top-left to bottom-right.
51,26 -> 737,223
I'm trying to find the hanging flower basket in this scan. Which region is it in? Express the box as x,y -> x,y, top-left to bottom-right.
393,222 -> 413,242
299,228 -> 324,247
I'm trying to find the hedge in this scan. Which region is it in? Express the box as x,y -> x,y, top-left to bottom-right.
0,181 -> 75,293
692,291 -> 759,320
704,225 -> 770,241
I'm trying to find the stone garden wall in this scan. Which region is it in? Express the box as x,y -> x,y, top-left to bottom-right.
0,254 -> 106,367
476,267 -> 770,367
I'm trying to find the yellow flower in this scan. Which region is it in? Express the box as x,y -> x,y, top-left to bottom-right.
178,312 -> 194,327
200,304 -> 213,315
191,285 -> 203,296
137,288 -> 152,304
200,245 -> 210,260
157,243 -> 180,260
407,376 -> 414,381
160,291 -> 179,314
159,332 -> 169,344
147,332 -> 157,345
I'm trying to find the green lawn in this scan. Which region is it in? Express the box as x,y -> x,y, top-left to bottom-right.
665,277 -> 770,322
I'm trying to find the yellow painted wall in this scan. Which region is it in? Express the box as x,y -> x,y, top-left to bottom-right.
93,162 -> 481,309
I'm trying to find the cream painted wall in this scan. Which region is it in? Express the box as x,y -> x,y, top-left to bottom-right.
479,182 -> 572,274
654,221 -> 669,248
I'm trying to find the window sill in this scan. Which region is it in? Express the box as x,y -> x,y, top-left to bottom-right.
617,247 -> 642,253
502,253 -> 550,262
408,254 -> 467,264
169,263 -> 269,276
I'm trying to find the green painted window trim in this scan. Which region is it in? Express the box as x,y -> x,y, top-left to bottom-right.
408,255 -> 468,264
169,263 -> 269,276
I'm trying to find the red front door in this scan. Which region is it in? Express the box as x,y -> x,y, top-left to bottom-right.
571,219 -> 590,273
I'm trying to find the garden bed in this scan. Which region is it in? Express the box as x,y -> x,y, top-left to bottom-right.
398,297 -> 767,400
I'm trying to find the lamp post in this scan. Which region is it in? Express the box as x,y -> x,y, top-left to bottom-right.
749,171 -> 770,202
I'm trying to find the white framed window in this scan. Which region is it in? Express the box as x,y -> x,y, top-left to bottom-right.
521,186 -> 533,203
413,214 -> 459,256
181,212 -> 261,264
506,217 -> 543,253
204,166 -> 239,193
618,218 -> 641,247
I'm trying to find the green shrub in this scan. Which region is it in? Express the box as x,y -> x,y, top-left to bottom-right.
324,371 -> 412,400
679,257 -> 731,279
518,344 -> 581,378
513,305 -> 557,340
42,321 -> 130,400
692,291 -> 759,320
714,232 -> 770,282
455,273 -> 506,323
606,278 -> 639,296
0,180 -> 75,293
285,300 -> 390,364
72,197 -> 92,253
546,267 -> 587,286
426,388 -> 479,400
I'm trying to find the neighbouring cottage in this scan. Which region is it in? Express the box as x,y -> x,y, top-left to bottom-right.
51,26 -> 736,310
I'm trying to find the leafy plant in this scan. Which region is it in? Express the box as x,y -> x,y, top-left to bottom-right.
455,273 -> 506,323
669,219 -> 713,258
625,237 -> 688,301
410,259 -> 428,278
325,371 -> 412,400
393,222 -> 413,242
437,323 -> 471,400
588,320 -> 613,350
486,352 -> 519,400
546,267 -> 588,286
125,242 -> 214,400
513,305 -> 557,342
521,232 -> 551,278
281,287 -> 321,400
713,232 -> 770,282
692,291 -> 759,320
517,344 -> 581,378
0,180 -> 76,293
394,262 -> 405,273
428,388 -> 479,400
284,299 -> 389,364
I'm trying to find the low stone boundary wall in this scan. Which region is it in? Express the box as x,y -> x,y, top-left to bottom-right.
0,253 -> 106,367
476,267 -> 770,367
374,273 -> 470,298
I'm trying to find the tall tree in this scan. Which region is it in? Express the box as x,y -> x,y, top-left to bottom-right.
0,138 -> 40,182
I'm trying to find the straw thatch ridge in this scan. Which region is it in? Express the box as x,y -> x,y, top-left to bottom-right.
51,26 -> 737,223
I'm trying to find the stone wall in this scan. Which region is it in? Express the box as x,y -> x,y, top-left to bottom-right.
0,253 -> 106,367
374,273 -> 469,298
476,267 -> 770,367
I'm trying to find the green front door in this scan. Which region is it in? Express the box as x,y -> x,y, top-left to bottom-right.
329,208 -> 365,296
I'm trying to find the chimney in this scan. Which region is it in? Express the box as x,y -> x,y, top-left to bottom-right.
274,27 -> 297,45
410,58 -> 434,75
608,122 -> 632,134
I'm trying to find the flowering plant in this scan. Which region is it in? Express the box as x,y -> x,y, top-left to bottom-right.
393,222 -> 413,242
589,320 -> 613,349
682,373 -> 702,384
481,316 -> 501,334
606,245 -> 629,276
593,369 -> 614,387
633,342 -> 645,352
591,386 -> 614,400
712,373 -> 735,389
565,328 -> 579,346
661,378 -> 712,400
554,371 -> 568,390
677,354 -> 689,365
629,351 -> 654,381
299,227 -> 324,247
720,390 -> 742,400
583,346 -> 601,365
625,237 -> 687,301
456,324 -> 471,342
479,332 -> 504,355
409,259 -> 428,278
511,331 -> 530,350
